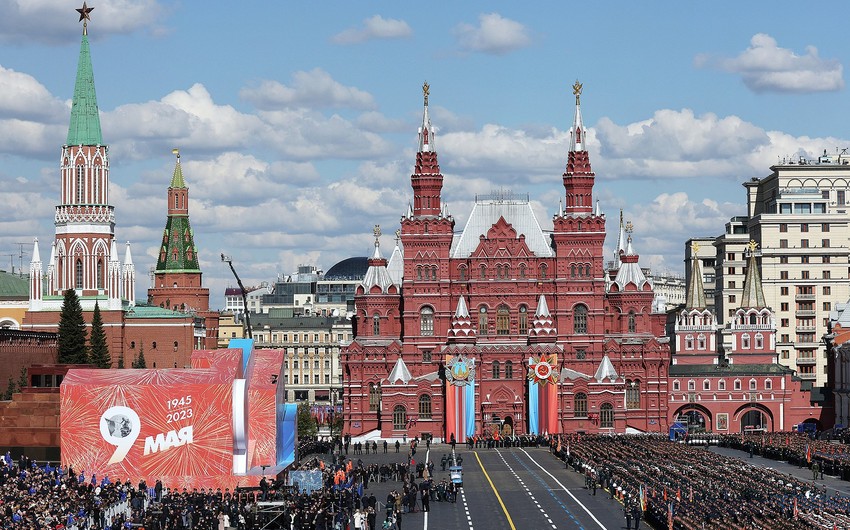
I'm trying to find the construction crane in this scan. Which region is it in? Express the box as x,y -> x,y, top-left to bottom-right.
221,253 -> 252,339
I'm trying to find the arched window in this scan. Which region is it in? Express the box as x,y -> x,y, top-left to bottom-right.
496,265 -> 503,279
431,266 -> 438,280
734,379 -> 742,391
626,380 -> 640,409
96,259 -> 103,289
539,263 -> 548,279
416,266 -> 422,280
574,304 -> 588,334
458,266 -> 467,281
480,264 -> 487,279
418,395 -> 432,419
393,405 -> 407,430
492,360 -> 501,379
718,380 -> 726,391
755,333 -> 764,349
518,306 -> 528,335
174,195 -> 179,209
585,264 -> 591,277
420,307 -> 434,336
478,307 -> 488,335
574,393 -> 588,418
571,264 -> 577,278
672,380 -> 680,391
685,335 -> 694,350
600,403 -> 615,428
688,380 -> 695,391
703,379 -> 711,391
749,313 -> 757,325
749,378 -> 757,390
369,383 -> 381,411
75,259 -> 83,289
496,305 -> 510,335
76,165 -> 84,203
697,335 -> 706,350
519,263 -> 526,278
504,360 -> 513,379
372,314 -> 380,335
741,334 -> 750,349
628,310 -> 636,333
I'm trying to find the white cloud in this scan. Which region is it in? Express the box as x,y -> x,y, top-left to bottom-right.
0,65 -> 66,121
696,33 -> 844,93
454,13 -> 531,55
331,15 -> 412,45
240,69 -> 376,110
0,0 -> 165,44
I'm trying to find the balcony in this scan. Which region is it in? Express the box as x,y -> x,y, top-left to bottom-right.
795,310 -> 816,317
794,341 -> 819,349
795,357 -> 817,365
795,326 -> 817,333
795,293 -> 816,302
798,372 -> 817,380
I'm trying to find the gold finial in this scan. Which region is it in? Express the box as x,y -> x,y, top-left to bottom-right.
395,229 -> 401,242
76,2 -> 94,35
172,148 -> 180,160
423,81 -> 430,106
572,80 -> 583,105
625,221 -> 633,234
747,240 -> 759,252
691,241 -> 701,254
373,224 -> 382,246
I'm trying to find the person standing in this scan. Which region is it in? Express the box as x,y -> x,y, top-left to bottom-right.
624,505 -> 632,529
383,440 -> 388,453
631,504 -> 641,530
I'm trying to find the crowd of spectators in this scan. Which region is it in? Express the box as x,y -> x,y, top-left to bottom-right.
550,433 -> 850,530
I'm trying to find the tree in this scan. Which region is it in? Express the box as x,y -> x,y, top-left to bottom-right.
297,402 -> 317,438
58,289 -> 87,364
17,366 -> 27,391
88,302 -> 111,368
117,354 -> 125,369
2,377 -> 14,400
133,345 -> 147,369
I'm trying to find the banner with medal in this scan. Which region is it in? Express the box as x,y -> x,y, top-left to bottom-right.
528,353 -> 559,435
445,354 -> 476,443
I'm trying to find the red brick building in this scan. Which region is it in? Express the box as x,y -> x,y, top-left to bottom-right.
669,241 -> 819,432
22,16 -> 196,369
342,83 -> 671,441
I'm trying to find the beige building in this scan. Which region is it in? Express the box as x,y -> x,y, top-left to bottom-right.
711,150 -> 850,388
685,237 -> 719,313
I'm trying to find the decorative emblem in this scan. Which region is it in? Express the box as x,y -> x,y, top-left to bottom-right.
423,81 -> 430,106
572,80 -> 583,105
528,353 -> 559,386
446,354 -> 475,387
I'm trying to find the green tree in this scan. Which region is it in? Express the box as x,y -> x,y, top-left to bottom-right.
58,289 -> 87,364
297,402 -> 317,438
117,354 -> 125,369
2,376 -> 14,400
88,302 -> 111,368
17,366 -> 27,391
133,345 -> 147,369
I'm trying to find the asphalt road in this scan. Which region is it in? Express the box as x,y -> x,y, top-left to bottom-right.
330,444 -> 634,530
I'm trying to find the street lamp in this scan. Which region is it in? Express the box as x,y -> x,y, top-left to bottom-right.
221,253 -> 252,339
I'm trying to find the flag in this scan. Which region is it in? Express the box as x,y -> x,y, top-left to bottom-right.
689,486 -> 693,503
806,443 -> 812,464
793,497 -> 798,518
663,487 -> 667,501
639,485 -> 647,512
667,501 -> 674,530
557,438 -> 562,453
566,442 -> 570,457
676,487 -> 681,502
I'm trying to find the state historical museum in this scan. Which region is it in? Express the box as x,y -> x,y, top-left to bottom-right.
342,83 -> 671,441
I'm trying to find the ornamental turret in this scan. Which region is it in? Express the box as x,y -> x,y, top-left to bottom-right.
563,80 -> 595,214
411,81 -> 443,217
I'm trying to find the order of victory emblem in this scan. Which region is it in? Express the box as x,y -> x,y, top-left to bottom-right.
528,353 -> 559,385
446,355 -> 475,387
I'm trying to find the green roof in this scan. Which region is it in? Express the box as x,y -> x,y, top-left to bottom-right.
66,33 -> 103,146
156,215 -> 201,273
125,304 -> 191,319
669,363 -> 794,376
170,159 -> 186,189
0,271 -> 28,299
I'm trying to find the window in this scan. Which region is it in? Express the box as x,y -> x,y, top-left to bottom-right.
781,287 -> 789,296
519,264 -> 527,278
779,223 -> 788,233
688,380 -> 696,391
765,379 -> 772,390
779,240 -> 788,248
718,380 -> 726,390
75,259 -> 83,289
781,303 -> 789,312
626,381 -> 640,410
393,405 -> 407,430
822,239 -> 830,248
823,270 -> 831,279
372,314 -> 380,335
518,306 -> 528,335
727,252 -> 736,261
422,350 -> 432,363
496,306 -> 510,335
801,270 -> 809,280
505,360 -> 513,379
780,256 -> 788,264
480,264 -> 487,279
152,342 -> 157,349
478,307 -> 488,335
824,302 -> 832,311
741,334 -> 750,349
420,307 -> 434,336
729,295 -> 736,303
734,379 -> 741,391
539,264 -> 548,279
838,190 -> 845,205
369,384 -> 381,411
823,223 -> 830,232
492,360 -> 501,379
458,266 -> 467,281
673,380 -> 680,391
749,379 -> 757,390
418,395 -> 432,419
576,348 -> 586,360
800,223 -> 808,232
801,239 -> 809,248
801,256 -> 809,264
293,375 -> 299,384
728,281 -> 736,288
628,310 -> 636,333
780,271 -> 789,280
703,379 -> 711,391
727,267 -> 736,275
574,393 -> 588,418
823,256 -> 831,264
75,165 -> 84,203
600,403 -> 614,428
574,304 -> 588,334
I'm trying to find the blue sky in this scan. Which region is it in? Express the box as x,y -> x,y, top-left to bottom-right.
1,1 -> 848,309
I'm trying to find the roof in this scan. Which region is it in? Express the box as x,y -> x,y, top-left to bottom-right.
669,363 -> 794,376
324,257 -> 368,280
156,215 -> 200,273
66,33 -> 103,146
451,196 -> 553,258
170,157 -> 186,188
0,271 -> 28,299
125,304 -> 192,319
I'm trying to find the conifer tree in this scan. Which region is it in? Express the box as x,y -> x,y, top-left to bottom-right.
117,354 -> 125,369
57,289 -> 88,364
297,402 -> 318,437
88,302 -> 111,368
133,345 -> 147,369
2,377 -> 14,400
17,366 -> 27,391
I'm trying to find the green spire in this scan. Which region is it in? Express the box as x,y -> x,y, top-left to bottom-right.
66,33 -> 103,146
170,150 -> 186,188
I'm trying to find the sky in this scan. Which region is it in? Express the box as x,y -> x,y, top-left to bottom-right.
1,1 -> 849,309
